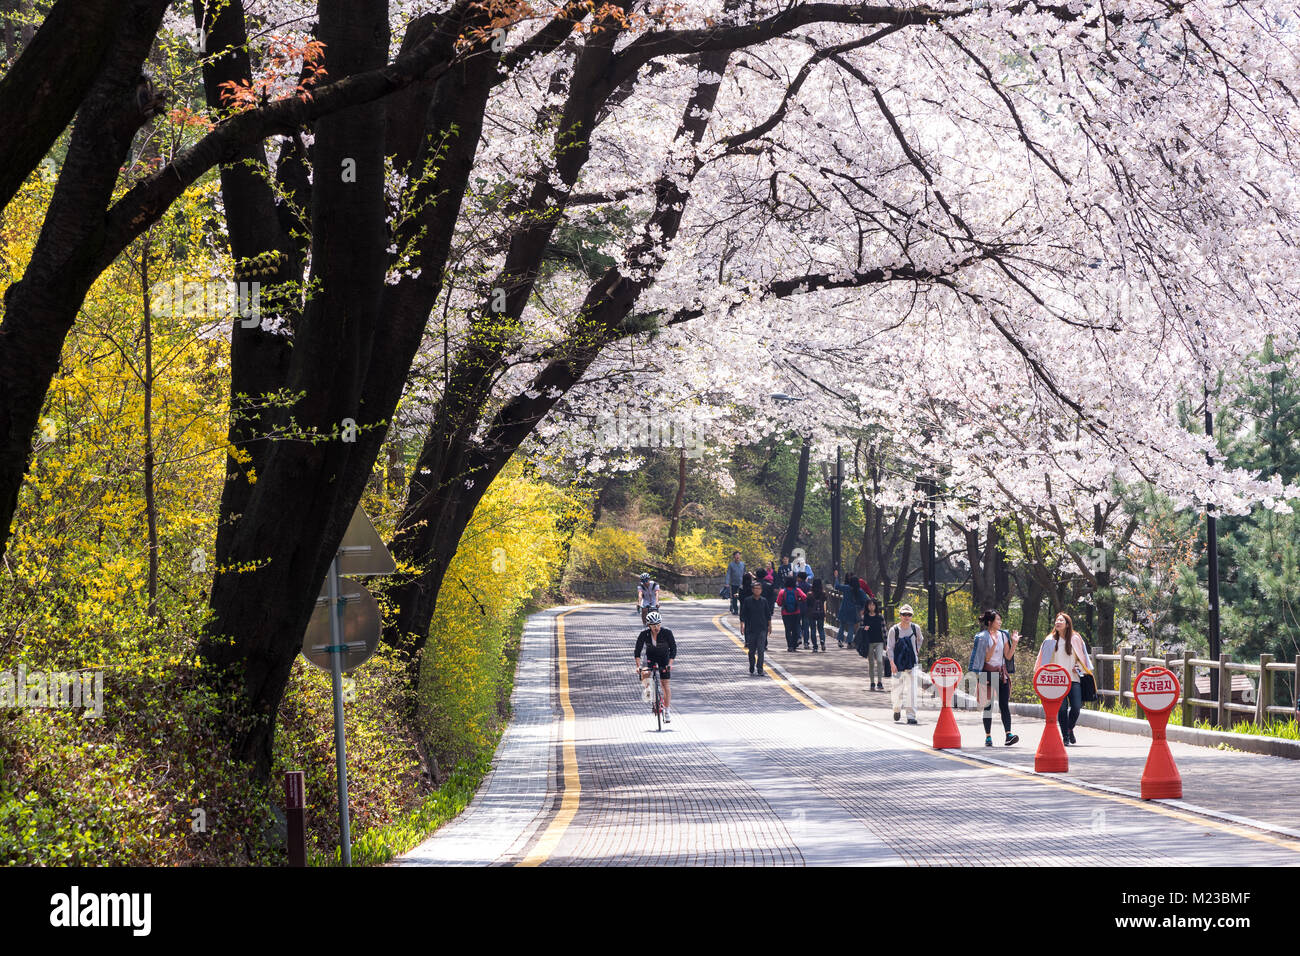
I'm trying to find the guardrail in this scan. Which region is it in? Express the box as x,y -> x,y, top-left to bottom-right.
1092,646 -> 1299,728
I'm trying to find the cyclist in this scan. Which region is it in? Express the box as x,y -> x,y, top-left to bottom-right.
636,572 -> 660,626
634,610 -> 677,723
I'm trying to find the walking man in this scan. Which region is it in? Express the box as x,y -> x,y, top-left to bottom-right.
739,580 -> 772,675
727,551 -> 746,615
775,576 -> 808,652
796,570 -> 814,648
833,573 -> 864,648
887,604 -> 925,724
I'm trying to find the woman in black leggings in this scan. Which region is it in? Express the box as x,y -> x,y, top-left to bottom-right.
968,609 -> 1020,747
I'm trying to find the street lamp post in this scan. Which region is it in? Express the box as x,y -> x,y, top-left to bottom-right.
926,476 -> 938,637
830,447 -> 843,580
1205,387 -> 1221,720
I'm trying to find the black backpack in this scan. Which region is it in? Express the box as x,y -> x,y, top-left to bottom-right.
892,624 -> 918,670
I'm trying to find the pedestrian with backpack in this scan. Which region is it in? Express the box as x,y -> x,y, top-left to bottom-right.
739,579 -> 772,675
796,570 -> 815,649
887,605 -> 925,724
969,609 -> 1021,747
858,597 -> 887,690
833,572 -> 864,648
776,576 -> 808,652
807,577 -> 828,651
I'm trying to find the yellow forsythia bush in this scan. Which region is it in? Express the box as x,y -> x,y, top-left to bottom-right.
565,525 -> 649,581
415,461 -> 587,767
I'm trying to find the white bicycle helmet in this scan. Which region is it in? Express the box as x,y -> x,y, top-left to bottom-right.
644,610 -> 662,626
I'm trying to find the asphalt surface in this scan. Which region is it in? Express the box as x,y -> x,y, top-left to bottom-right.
401,600 -> 1300,866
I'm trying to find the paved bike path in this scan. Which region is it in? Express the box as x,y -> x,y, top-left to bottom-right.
735,602 -> 1300,838
400,601 -> 1300,866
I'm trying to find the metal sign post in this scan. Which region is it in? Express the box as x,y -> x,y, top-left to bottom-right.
299,504 -> 397,867
326,555 -> 352,867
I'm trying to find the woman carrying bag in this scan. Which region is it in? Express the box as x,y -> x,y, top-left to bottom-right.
968,609 -> 1020,747
858,597 -> 887,691
1035,612 -> 1093,745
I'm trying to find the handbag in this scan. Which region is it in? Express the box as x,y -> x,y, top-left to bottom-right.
1001,629 -> 1015,674
1078,639 -> 1097,701
1080,673 -> 1098,702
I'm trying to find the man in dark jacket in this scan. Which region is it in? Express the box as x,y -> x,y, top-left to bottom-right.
726,551 -> 746,615
738,580 -> 772,675
760,568 -> 776,618
834,573 -> 863,648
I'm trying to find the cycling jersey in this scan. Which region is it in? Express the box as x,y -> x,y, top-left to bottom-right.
638,583 -> 660,606
634,627 -> 677,670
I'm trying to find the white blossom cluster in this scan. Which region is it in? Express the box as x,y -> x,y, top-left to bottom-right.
172,2 -> 1300,526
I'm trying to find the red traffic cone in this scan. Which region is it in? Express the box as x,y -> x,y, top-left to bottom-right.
1135,667 -> 1183,799
1034,665 -> 1071,773
930,659 -> 962,749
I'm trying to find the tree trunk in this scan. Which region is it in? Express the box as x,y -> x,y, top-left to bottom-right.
666,449 -> 686,561
385,45 -> 736,668
781,435 -> 811,560
141,236 -> 158,618
196,0 -> 401,779
0,0 -> 123,215
888,507 -> 919,611
1019,572 -> 1044,650
0,0 -> 171,564
993,530 -> 1010,612
591,475 -> 615,524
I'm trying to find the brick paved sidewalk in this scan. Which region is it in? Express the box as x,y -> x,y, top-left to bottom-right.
397,609 -> 561,866
716,602 -> 1300,837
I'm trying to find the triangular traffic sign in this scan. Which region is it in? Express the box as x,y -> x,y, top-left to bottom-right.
337,504 -> 396,576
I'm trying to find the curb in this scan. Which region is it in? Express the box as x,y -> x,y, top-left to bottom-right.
715,613 -> 1300,843
1008,702 -> 1300,760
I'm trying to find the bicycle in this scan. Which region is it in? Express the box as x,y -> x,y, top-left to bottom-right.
639,661 -> 664,731
638,603 -> 659,627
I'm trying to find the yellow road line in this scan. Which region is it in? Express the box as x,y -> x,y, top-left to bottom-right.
711,613 -> 1300,854
518,608 -> 581,867
713,612 -> 818,708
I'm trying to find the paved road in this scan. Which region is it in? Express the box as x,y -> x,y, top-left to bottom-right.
401,601 -> 1300,866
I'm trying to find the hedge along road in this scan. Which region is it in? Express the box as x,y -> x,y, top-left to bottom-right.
403,601 -> 1300,866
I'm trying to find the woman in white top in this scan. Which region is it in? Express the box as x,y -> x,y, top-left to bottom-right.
968,609 -> 1020,747
1035,612 -> 1094,745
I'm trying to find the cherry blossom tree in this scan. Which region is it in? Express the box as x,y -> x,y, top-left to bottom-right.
3,0 -> 1300,777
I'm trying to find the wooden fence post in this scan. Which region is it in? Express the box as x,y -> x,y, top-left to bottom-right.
1295,655 -> 1300,718
1256,653 -> 1273,727
1120,647 -> 1132,714
1217,654 -> 1231,728
1134,646 -> 1145,720
1181,650 -> 1193,728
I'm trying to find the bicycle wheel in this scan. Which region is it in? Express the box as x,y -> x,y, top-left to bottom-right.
654,671 -> 662,732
